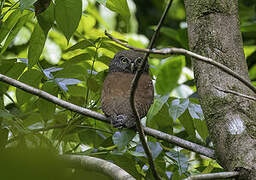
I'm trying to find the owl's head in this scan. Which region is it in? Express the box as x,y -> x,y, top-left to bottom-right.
109,50 -> 149,74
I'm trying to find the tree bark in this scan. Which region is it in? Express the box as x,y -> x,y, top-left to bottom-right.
184,0 -> 256,179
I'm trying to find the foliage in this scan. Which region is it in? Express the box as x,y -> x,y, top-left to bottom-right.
0,0 -> 255,179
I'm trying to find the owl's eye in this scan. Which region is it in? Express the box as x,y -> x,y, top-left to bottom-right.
136,57 -> 143,64
120,56 -> 128,64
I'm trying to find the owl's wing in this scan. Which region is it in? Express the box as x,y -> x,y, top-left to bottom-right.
135,74 -> 154,118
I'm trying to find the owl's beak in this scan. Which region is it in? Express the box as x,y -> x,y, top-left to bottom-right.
130,62 -> 135,73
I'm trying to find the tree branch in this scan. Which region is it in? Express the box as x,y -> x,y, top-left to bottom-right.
104,32 -> 256,94
143,127 -> 215,158
214,85 -> 256,101
184,171 -> 239,180
0,73 -> 215,159
0,74 -> 108,122
62,155 -> 135,180
128,1 -> 173,179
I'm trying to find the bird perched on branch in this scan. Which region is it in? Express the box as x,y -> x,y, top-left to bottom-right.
101,50 -> 154,128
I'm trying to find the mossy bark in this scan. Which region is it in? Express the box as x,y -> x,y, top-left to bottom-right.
184,0 -> 256,178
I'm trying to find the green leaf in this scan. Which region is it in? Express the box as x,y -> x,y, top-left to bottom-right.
244,45 -> 256,59
87,77 -> 101,92
55,0 -> 82,41
169,98 -> 189,121
0,59 -> 17,75
106,0 -> 130,24
55,64 -> 86,78
148,142 -> 162,159
77,15 -> 96,33
147,104 -> 173,135
155,56 -> 185,95
179,110 -> 196,138
78,129 -> 105,147
160,27 -> 179,43
20,0 -> 37,11
188,103 -> 204,120
133,142 -> 162,160
112,129 -> 135,149
166,151 -> 189,176
68,53 -> 92,64
0,62 -> 26,92
38,82 -> 58,122
28,23 -> 47,68
37,1 -> 55,34
0,95 -> 4,109
23,112 -> 44,130
42,67 -> 63,79
5,62 -> 26,79
96,153 -> 140,178
67,86 -> 86,97
0,9 -> 22,43
0,109 -> 14,118
65,39 -> 95,52
202,161 -> 215,173
188,102 -> 208,140
16,69 -> 43,105
100,39 -> 126,53
249,64 -> 256,80
193,119 -> 209,142
55,78 -> 82,92
1,12 -> 32,54
147,95 -> 169,122
168,0 -> 185,20
96,0 -> 106,5
0,128 -> 8,149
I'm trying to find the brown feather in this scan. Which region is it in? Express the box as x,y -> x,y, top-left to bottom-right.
101,50 -> 154,128
101,72 -> 154,120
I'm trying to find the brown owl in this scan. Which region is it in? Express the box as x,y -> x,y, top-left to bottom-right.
101,50 -> 154,128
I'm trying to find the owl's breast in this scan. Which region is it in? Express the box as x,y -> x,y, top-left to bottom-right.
101,72 -> 154,118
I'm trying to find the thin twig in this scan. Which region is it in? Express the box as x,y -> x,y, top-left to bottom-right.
184,171 -> 239,180
0,73 -> 215,158
128,1 -> 173,179
85,42 -> 100,107
104,32 -> 256,94
214,85 -> 256,101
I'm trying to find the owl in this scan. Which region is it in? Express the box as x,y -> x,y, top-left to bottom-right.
101,50 -> 154,128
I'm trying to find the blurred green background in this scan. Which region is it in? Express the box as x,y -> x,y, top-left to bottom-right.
0,0 -> 255,179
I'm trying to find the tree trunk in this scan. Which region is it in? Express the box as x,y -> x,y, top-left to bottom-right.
184,0 -> 256,178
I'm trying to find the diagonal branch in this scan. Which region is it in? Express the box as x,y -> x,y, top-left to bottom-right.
143,127 -> 214,158
104,32 -> 256,94
184,171 -> 239,180
0,73 -> 215,159
128,1 -> 173,179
